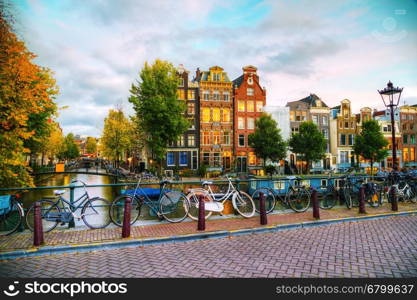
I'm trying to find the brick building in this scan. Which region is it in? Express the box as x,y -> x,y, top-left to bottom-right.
232,65 -> 266,174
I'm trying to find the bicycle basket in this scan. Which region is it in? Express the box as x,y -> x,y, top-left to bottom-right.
0,195 -> 11,215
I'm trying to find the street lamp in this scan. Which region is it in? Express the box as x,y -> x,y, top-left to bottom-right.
378,81 -> 403,212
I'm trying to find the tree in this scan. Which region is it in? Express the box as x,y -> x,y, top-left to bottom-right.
100,109 -> 132,167
44,121 -> 65,164
129,59 -> 189,170
85,137 -> 97,156
57,133 -> 80,161
248,114 -> 287,168
0,5 -> 58,187
289,121 -> 326,174
353,120 -> 388,176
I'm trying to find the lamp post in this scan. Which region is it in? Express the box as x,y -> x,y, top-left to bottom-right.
378,81 -> 403,172
378,81 -> 403,212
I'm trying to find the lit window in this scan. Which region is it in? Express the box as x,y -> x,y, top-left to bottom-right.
247,101 -> 254,112
202,132 -> 210,145
178,136 -> 185,147
212,108 -> 220,122
248,152 -> 256,166
238,117 -> 245,129
213,131 -> 221,145
202,108 -> 210,122
238,101 -> 245,112
247,88 -> 254,96
177,89 -> 185,100
247,118 -> 255,130
222,108 -> 230,122
188,90 -> 195,100
188,135 -> 195,147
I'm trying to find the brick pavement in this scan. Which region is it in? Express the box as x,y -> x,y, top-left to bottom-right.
0,202 -> 416,252
0,215 -> 416,278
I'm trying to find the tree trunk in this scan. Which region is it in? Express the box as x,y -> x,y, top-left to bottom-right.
370,158 -> 374,177
305,160 -> 310,175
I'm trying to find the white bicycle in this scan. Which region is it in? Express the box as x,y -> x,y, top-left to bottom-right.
186,177 -> 255,220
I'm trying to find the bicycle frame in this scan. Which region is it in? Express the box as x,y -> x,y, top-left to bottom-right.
51,192 -> 94,219
202,178 -> 237,203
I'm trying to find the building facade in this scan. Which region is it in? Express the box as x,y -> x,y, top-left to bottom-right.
286,94 -> 331,172
232,65 -> 266,174
399,105 -> 417,167
195,66 -> 233,172
164,64 -> 200,171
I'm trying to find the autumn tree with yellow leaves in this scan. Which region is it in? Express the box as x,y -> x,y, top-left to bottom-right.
0,4 -> 58,187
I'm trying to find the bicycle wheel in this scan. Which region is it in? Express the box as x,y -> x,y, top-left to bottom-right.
252,188 -> 276,214
82,197 -> 111,229
0,200 -> 23,236
186,190 -> 213,221
109,195 -> 141,227
319,193 -> 336,209
232,191 -> 255,218
287,188 -> 310,212
160,191 -> 189,223
26,199 -> 60,233
343,189 -> 352,209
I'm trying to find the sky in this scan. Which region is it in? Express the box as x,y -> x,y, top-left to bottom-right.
12,0 -> 417,137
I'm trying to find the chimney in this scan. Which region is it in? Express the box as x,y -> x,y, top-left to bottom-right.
195,68 -> 201,80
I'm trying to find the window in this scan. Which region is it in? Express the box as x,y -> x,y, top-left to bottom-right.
187,102 -> 194,115
192,151 -> 198,170
322,129 -> 328,139
247,88 -> 254,96
202,108 -> 210,122
188,118 -> 195,129
212,73 -> 220,81
203,91 -> 210,100
203,153 -> 209,165
247,117 -> 255,130
292,127 -> 299,133
238,117 -> 245,129
179,152 -> 188,166
167,152 -> 175,166
212,108 -> 220,122
247,101 -> 254,112
340,151 -> 349,164
238,101 -> 245,112
290,111 -> 295,121
411,148 -> 415,161
322,116 -> 328,125
213,153 -> 221,166
403,148 -> 409,162
178,136 -> 185,147
179,78 -> 184,87
348,134 -> 354,146
339,121 -> 343,129
248,152 -> 256,166
213,91 -> 220,101
213,131 -> 221,145
188,135 -> 195,147
223,92 -> 229,101
344,122 -> 349,128
295,111 -> 306,121
222,108 -> 230,122
312,115 -> 318,124
411,135 -> 416,144
239,134 -> 245,147
340,134 -> 346,146
202,132 -> 210,145
188,90 -> 195,100
223,132 -> 230,145
404,134 -> 408,144
177,89 -> 185,100
256,101 -> 263,112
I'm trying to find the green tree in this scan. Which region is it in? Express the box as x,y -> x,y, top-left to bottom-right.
289,121 -> 326,174
58,133 -> 79,161
248,114 -> 287,168
100,109 -> 132,167
129,59 -> 189,170
353,120 -> 388,176
85,137 -> 97,156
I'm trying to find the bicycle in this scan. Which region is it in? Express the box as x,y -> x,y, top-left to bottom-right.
0,194 -> 25,236
25,180 -> 111,232
109,179 -> 189,226
317,177 -> 339,210
387,175 -> 417,204
186,177 -> 255,220
250,176 -> 311,214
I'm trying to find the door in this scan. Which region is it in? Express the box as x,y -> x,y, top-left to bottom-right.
237,157 -> 247,172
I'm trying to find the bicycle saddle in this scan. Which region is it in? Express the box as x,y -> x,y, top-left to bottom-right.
54,190 -> 66,196
202,181 -> 213,185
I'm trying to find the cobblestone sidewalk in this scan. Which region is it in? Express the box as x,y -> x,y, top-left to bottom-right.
0,202 -> 416,252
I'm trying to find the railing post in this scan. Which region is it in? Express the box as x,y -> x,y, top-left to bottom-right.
122,197 -> 132,238
312,189 -> 320,219
68,182 -> 75,228
359,185 -> 366,214
391,186 -> 398,211
259,192 -> 268,225
197,194 -> 205,231
33,202 -> 44,246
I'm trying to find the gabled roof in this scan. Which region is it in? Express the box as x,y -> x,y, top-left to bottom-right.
286,94 -> 328,108
232,75 -> 244,87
